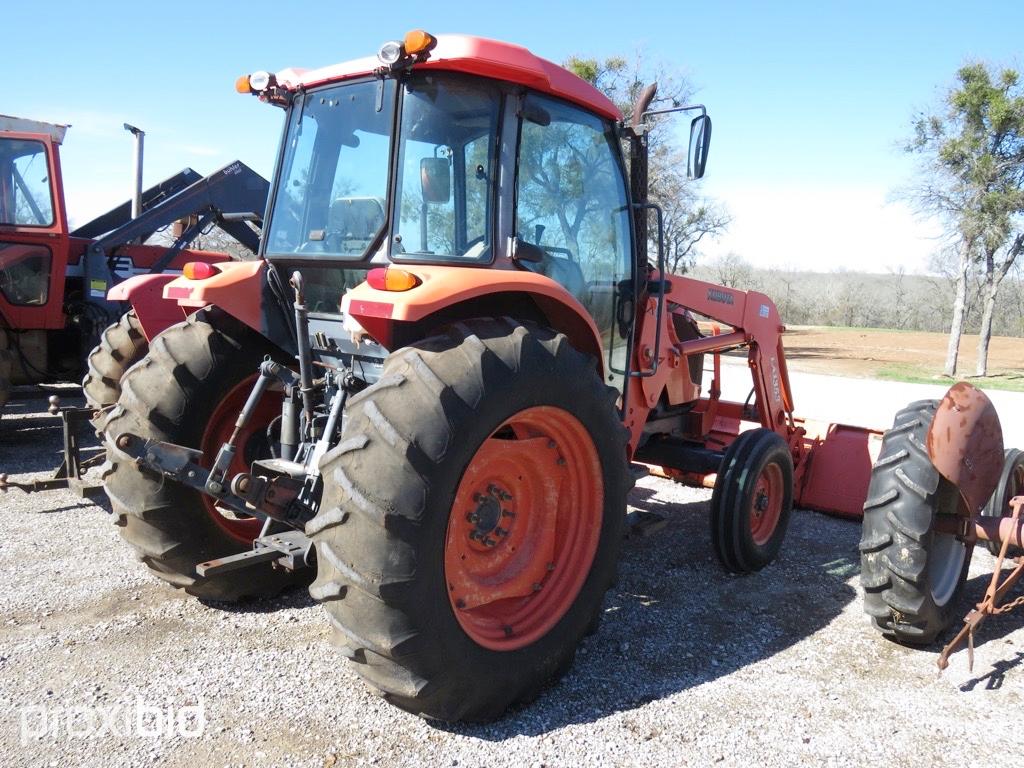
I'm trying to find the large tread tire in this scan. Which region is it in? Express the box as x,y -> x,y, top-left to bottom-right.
710,428 -> 794,574
307,318 -> 630,721
859,400 -> 971,645
83,310 -> 149,432
981,448 -> 1024,557
0,327 -> 11,412
103,308 -> 302,601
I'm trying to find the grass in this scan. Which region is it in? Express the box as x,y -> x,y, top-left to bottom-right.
876,364 -> 1024,393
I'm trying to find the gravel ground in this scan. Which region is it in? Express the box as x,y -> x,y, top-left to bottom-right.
1,384 -> 1022,768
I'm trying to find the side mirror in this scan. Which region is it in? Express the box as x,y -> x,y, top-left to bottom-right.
688,114 -> 712,179
420,157 -> 451,204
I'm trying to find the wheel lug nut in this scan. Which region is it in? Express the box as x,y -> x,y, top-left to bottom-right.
466,512 -> 479,523
556,457 -> 566,466
502,509 -> 514,518
503,625 -> 513,637
456,599 -> 466,609
548,440 -> 556,449
547,562 -> 556,571
495,527 -> 508,537
483,537 -> 496,547
532,582 -> 542,592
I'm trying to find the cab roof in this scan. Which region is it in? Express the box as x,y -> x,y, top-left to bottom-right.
275,34 -> 622,122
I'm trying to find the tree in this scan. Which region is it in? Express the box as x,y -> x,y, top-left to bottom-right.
564,55 -> 729,273
906,63 -> 1024,376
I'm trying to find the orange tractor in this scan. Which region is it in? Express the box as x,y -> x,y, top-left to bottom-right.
95,32 -> 1017,720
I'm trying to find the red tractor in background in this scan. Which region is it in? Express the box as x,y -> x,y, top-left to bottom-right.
0,115 -> 269,420
83,32 -> 1017,720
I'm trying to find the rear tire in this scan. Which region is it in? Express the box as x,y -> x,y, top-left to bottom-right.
103,308 -> 302,601
0,327 -> 11,412
859,400 -> 971,644
710,428 -> 794,574
307,318 -> 630,721
83,310 -> 148,433
981,448 -> 1024,557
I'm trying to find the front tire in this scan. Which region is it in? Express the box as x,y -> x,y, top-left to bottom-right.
103,309 -> 301,601
710,428 -> 794,574
859,400 -> 971,644
307,319 -> 630,721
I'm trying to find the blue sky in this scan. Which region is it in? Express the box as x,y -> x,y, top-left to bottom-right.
8,1 -> 1023,272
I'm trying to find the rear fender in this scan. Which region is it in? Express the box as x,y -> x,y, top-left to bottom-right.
342,265 -> 605,371
106,274 -> 188,340
927,382 -> 1004,513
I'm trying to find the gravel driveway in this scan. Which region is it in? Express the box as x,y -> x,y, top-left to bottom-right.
1,383 -> 1022,768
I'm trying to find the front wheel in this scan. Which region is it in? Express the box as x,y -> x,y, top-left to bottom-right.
710,428 -> 794,574
307,319 -> 630,721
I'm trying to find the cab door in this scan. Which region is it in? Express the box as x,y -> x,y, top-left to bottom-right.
513,93 -> 635,393
0,133 -> 70,330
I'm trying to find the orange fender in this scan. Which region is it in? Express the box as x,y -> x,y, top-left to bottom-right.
342,265 -> 605,368
927,382 -> 1004,513
106,274 -> 188,340
160,260 -> 266,332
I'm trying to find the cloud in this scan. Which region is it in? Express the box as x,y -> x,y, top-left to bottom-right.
702,182 -> 945,274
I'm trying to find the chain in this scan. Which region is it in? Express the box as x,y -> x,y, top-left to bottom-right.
993,593 -> 1024,615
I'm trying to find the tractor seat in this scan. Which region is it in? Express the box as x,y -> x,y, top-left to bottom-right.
327,196 -> 386,254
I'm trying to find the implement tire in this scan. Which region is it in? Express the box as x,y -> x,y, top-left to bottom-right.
981,448 -> 1024,557
0,328 -> 11,411
859,400 -> 971,645
307,318 -> 629,721
83,310 -> 148,432
103,308 -> 301,601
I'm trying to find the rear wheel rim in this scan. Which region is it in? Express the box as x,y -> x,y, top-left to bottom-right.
929,532 -> 966,606
200,376 -> 278,545
749,463 -> 784,546
444,406 -> 603,652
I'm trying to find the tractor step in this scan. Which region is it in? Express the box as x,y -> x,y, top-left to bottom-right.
196,530 -> 313,577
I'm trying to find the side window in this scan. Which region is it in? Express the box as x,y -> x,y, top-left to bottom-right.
0,140 -> 55,227
0,242 -> 52,305
516,95 -> 633,383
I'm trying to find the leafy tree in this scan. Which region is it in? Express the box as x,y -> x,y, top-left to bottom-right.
564,55 -> 730,273
906,62 -> 1024,376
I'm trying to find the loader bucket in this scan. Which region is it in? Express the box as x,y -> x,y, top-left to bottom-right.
795,419 -> 884,519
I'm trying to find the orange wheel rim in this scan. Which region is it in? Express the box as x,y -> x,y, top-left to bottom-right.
444,406 -> 603,651
200,375 -> 279,545
749,463 -> 783,546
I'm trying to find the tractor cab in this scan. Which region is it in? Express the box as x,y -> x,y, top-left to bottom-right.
0,117 -> 69,330
242,32 -> 708,390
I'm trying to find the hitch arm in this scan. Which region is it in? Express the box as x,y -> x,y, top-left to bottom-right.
114,432 -> 262,521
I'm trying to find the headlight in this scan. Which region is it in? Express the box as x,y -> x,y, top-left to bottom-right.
377,40 -> 403,66
248,71 -> 273,91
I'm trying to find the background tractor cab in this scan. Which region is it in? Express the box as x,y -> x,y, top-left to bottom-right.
0,114 -> 270,413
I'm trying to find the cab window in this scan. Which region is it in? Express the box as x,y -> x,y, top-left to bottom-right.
0,139 -> 55,227
515,94 -> 633,384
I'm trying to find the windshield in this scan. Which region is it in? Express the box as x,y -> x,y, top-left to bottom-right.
266,79 -> 395,259
265,73 -> 500,264
0,139 -> 55,227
